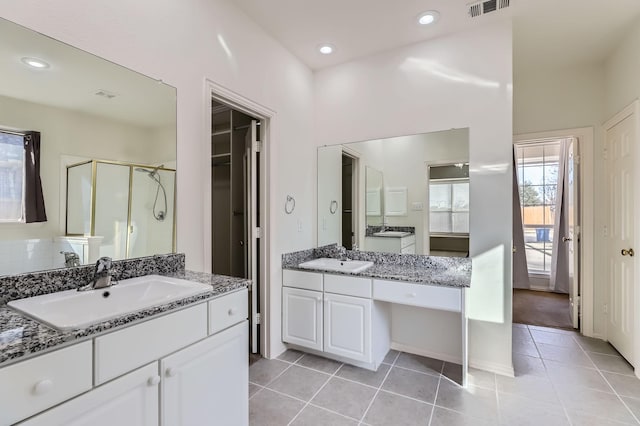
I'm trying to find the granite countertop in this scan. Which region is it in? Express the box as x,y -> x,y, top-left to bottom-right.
282,245 -> 471,288
0,270 -> 249,367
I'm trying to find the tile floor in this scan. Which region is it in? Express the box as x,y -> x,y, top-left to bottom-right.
249,324 -> 640,425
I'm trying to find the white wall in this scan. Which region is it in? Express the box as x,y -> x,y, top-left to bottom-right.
0,94 -> 162,241
315,23 -> 514,374
604,18 -> 640,119
0,0 -> 316,357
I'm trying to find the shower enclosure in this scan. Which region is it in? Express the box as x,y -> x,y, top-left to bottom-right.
66,160 -> 176,260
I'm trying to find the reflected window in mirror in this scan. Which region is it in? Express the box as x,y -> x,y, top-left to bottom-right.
428,163 -> 469,257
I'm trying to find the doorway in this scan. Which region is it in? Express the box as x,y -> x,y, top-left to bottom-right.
341,153 -> 357,250
513,138 -> 580,330
210,97 -> 263,355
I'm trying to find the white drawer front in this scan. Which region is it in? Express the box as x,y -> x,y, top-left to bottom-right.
400,235 -> 416,248
95,304 -> 207,385
209,289 -> 248,335
0,341 -> 92,425
283,269 -> 323,291
373,279 -> 462,312
324,274 -> 372,298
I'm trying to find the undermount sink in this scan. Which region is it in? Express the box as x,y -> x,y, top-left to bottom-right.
298,258 -> 374,274
372,231 -> 411,237
7,275 -> 211,331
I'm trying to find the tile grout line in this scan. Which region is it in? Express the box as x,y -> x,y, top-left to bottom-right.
286,359 -> 345,426
250,358 -> 297,402
574,339 -> 640,425
426,359 -> 445,426
527,325 -> 578,425
358,351 -> 401,426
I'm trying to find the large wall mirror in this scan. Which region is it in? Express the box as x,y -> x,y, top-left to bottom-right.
317,129 -> 469,257
0,18 -> 177,276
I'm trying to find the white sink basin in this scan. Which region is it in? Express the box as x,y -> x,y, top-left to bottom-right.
298,258 -> 374,274
7,275 -> 211,331
372,231 -> 411,237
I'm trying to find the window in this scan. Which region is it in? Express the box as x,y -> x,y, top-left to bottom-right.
515,141 -> 560,273
429,180 -> 469,234
0,130 -> 25,222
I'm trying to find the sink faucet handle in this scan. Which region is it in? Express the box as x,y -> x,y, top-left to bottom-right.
94,257 -> 112,276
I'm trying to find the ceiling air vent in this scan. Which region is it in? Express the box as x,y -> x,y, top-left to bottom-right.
468,0 -> 510,18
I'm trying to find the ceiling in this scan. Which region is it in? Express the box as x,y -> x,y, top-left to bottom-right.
234,0 -> 640,72
0,18 -> 176,129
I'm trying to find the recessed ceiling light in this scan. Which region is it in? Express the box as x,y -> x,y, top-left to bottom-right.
417,10 -> 440,25
318,44 -> 335,55
21,57 -> 50,69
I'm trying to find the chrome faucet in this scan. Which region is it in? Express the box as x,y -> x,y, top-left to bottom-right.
60,251 -> 80,267
78,257 -> 115,291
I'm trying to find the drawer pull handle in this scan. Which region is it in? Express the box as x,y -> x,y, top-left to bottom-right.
228,307 -> 237,316
406,293 -> 417,298
166,367 -> 178,378
147,376 -> 161,386
33,379 -> 53,395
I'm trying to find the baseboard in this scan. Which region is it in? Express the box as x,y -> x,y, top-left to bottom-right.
390,342 -> 515,378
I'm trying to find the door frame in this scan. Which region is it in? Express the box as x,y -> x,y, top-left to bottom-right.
603,100 -> 640,372
514,127 -> 594,336
204,79 -> 275,357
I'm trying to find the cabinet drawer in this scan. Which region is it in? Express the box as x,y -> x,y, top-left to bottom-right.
373,279 -> 462,312
0,341 -> 92,425
209,289 -> 248,335
95,304 -> 207,385
283,269 -> 323,291
324,274 -> 372,298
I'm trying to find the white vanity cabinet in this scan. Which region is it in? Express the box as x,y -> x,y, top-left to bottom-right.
19,363 -> 160,426
161,321 -> 248,426
282,270 -> 389,369
324,293 -> 371,362
5,288 -> 249,426
282,287 -> 323,351
365,234 -> 416,254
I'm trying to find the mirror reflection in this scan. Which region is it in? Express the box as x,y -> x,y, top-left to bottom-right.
317,129 -> 469,256
0,18 -> 177,275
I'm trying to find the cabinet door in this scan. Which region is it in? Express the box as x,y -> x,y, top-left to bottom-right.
324,293 -> 371,362
282,287 -> 323,351
161,321 -> 248,426
19,363 -> 159,426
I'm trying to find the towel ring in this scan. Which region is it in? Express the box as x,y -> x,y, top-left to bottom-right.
329,200 -> 338,214
285,195 -> 296,214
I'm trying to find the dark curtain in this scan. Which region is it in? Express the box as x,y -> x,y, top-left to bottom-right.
23,131 -> 47,223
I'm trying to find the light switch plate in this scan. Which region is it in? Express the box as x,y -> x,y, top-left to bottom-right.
411,202 -> 424,211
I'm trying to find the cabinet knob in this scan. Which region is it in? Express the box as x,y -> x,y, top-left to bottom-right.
228,307 -> 237,316
316,296 -> 322,302
166,367 -> 178,377
147,375 -> 161,386
32,379 -> 53,395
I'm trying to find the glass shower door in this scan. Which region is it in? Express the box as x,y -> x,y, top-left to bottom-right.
94,163 -> 130,260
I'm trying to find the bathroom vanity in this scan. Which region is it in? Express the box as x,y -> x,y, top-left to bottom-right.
0,254 -> 249,426
281,245 -> 470,385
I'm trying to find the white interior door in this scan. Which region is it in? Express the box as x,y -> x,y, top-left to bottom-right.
567,138 -> 580,329
606,110 -> 637,364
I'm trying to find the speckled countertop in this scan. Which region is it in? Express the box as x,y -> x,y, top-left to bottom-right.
0,270 -> 249,367
282,244 -> 471,288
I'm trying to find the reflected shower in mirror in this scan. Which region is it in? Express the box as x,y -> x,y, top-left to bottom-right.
0,18 -> 177,276
317,129 -> 469,256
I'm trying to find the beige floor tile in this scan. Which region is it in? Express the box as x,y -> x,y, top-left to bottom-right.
297,353 -> 342,374
291,405 -> 359,426
337,362 -> 390,388
589,353 -> 635,376
381,366 -> 439,403
267,365 -> 330,401
249,358 -> 290,386
498,392 -> 569,426
430,406 -> 494,426
435,381 -> 499,422
394,352 -> 443,376
530,329 -> 580,349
